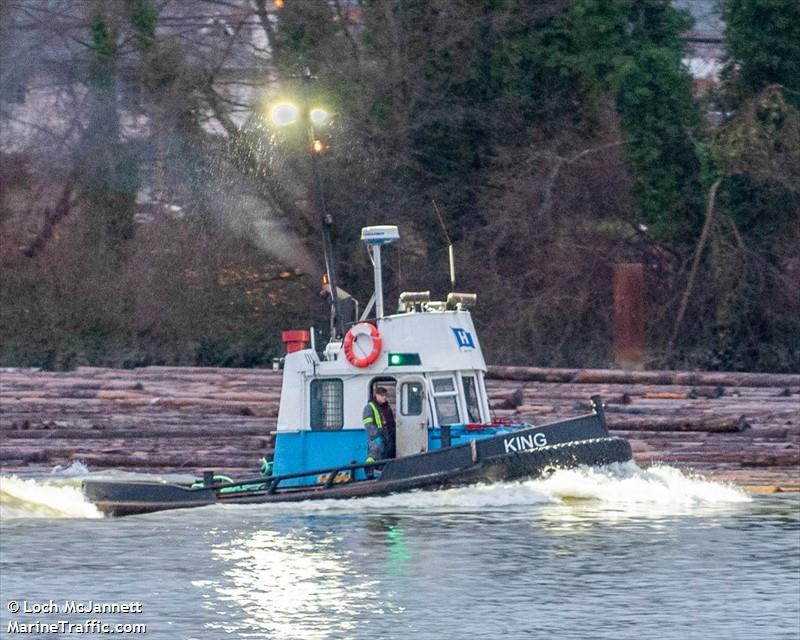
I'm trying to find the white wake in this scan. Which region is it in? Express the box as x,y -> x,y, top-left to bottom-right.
0,475 -> 102,519
0,461 -> 750,520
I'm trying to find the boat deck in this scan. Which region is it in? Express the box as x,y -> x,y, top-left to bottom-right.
1,365 -> 798,492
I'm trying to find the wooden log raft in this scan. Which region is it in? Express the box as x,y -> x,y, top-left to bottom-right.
1,365 -> 798,491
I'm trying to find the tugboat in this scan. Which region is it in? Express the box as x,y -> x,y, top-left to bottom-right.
83,225 -> 631,516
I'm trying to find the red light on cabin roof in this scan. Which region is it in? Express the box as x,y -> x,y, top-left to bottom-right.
281,330 -> 310,354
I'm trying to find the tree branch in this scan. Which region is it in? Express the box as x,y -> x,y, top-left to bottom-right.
21,181 -> 76,258
667,177 -> 722,354
535,140 -> 628,219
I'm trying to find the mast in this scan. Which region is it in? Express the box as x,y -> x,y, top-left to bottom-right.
302,69 -> 345,340
360,225 -> 400,321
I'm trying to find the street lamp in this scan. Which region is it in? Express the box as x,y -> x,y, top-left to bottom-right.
309,108 -> 330,125
270,102 -> 299,126
270,103 -> 331,127
268,78 -> 344,340
269,102 -> 331,150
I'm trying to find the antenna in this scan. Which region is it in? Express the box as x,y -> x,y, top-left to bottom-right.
432,200 -> 456,291
361,225 -> 400,320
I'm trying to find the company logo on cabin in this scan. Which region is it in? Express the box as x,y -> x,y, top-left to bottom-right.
452,327 -> 475,351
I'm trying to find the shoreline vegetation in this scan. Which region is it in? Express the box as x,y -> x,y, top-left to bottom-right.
2,1 -> 798,376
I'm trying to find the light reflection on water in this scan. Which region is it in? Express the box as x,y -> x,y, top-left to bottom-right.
0,465 -> 798,639
203,529 -> 377,638
184,497 -> 798,640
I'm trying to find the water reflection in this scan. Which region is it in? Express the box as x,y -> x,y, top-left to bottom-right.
201,529 -> 371,638
366,516 -> 412,576
1,480 -> 797,640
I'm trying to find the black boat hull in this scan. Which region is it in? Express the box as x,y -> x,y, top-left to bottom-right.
82,436 -> 632,517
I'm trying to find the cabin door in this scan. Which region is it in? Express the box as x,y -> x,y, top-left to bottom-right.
396,376 -> 429,457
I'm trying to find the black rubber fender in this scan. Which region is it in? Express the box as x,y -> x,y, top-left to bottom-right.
492,436 -> 632,481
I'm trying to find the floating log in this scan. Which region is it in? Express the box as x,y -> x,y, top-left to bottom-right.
635,452 -> 799,466
515,404 -> 555,415
487,367 -> 578,383
643,391 -> 692,400
609,415 -> 750,433
2,427 -> 274,439
690,386 -> 725,399
486,366 -> 800,389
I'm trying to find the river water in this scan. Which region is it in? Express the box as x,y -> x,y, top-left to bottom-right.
1,462 -> 798,640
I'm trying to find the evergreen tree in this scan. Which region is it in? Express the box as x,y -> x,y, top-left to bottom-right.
563,0 -> 704,242
703,0 -> 800,370
721,0 -> 800,102
76,6 -> 141,261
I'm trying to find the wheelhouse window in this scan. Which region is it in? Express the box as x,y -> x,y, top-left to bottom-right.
462,375 -> 481,423
432,376 -> 460,425
400,381 -> 424,416
310,379 -> 343,431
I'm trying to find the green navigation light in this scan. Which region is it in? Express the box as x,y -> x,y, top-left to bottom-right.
388,353 -> 421,366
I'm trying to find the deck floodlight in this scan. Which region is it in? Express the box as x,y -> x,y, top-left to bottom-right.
398,291 -> 431,313
446,292 -> 477,310
271,102 -> 300,126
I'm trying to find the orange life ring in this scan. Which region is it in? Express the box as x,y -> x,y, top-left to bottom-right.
343,323 -> 382,367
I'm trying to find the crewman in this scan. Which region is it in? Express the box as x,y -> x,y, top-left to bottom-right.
363,386 -> 396,474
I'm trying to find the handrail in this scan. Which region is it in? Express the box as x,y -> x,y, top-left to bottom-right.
192,458 -> 390,494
